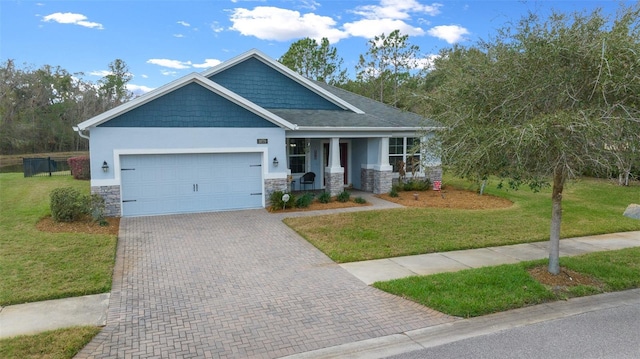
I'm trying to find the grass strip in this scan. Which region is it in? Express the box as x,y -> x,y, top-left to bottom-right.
374,247 -> 640,318
0,326 -> 100,359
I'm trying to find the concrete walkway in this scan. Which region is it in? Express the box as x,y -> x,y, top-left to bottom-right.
0,293 -> 110,339
341,231 -> 640,285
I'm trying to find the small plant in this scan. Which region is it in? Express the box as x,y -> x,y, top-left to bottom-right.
402,178 -> 432,191
389,187 -> 399,197
318,191 -> 331,203
50,187 -> 89,222
337,190 -> 351,203
90,194 -> 108,225
296,193 -> 314,208
354,196 -> 367,204
269,190 -> 296,210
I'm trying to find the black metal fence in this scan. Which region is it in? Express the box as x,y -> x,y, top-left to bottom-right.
22,157 -> 72,177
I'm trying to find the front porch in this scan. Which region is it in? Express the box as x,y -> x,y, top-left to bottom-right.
283,136 -> 442,196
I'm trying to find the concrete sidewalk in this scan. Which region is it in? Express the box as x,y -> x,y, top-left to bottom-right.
341,231 -> 640,285
0,293 -> 109,339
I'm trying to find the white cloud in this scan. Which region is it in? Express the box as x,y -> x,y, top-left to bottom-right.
353,0 -> 442,20
210,21 -> 224,33
141,74 -> 149,79
89,70 -> 111,77
229,6 -> 348,43
127,84 -> 154,96
415,53 -> 440,71
192,59 -> 222,68
42,12 -> 104,29
299,0 -> 320,11
173,34 -> 185,38
343,19 -> 424,39
147,59 -> 192,69
428,25 -> 469,43
160,69 -> 178,76
177,20 -> 190,27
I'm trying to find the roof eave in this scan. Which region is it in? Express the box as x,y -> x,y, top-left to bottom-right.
292,126 -> 443,132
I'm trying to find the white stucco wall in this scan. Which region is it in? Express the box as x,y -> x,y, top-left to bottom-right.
89,127 -> 287,187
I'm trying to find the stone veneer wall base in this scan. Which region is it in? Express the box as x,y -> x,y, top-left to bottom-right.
264,178 -> 288,206
92,185 -> 121,217
373,170 -> 393,194
360,168 -> 374,193
325,172 -> 344,196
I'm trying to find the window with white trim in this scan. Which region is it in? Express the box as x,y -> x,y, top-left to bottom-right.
288,138 -> 307,174
389,137 -> 421,174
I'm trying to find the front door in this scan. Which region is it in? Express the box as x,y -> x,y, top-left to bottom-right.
323,143 -> 348,185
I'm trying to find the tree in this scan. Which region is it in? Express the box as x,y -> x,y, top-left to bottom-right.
98,58 -> 133,108
0,59 -> 125,154
279,38 -> 347,85
424,5 -> 640,274
356,30 -> 420,106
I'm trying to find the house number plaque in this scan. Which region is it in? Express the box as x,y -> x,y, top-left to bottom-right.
257,138 -> 268,144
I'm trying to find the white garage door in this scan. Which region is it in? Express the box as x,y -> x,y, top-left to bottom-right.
120,153 -> 263,216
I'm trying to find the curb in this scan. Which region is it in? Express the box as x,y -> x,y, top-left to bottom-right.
279,288 -> 640,359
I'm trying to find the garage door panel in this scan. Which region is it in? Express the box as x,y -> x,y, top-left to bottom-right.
121,153 -> 263,216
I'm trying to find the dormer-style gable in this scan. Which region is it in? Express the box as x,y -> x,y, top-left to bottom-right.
201,49 -> 364,114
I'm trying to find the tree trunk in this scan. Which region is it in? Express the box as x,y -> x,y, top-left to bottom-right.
548,166 -> 566,275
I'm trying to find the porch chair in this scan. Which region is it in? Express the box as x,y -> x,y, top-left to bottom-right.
300,172 -> 316,191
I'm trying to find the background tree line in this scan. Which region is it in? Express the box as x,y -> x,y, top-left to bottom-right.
0,59 -> 132,155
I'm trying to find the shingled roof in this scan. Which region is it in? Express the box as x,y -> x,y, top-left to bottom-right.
268,81 -> 440,130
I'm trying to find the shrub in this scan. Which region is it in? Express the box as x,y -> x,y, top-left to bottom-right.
50,187 -> 89,222
269,190 -> 296,210
318,191 -> 332,203
389,187 -> 399,197
337,190 -> 351,203
67,156 -> 91,180
354,196 -> 366,204
296,193 -> 314,208
402,178 -> 432,191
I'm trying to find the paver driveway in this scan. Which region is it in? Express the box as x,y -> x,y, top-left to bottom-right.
77,210 -> 455,358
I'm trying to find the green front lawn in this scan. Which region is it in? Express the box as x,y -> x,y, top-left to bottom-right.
374,247 -> 640,318
284,177 -> 640,262
0,173 -> 117,306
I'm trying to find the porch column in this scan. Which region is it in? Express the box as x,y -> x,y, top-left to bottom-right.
325,137 -> 344,196
373,137 -> 393,194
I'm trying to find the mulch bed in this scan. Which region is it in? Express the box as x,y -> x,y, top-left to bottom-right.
36,216 -> 120,235
377,187 -> 513,210
528,265 -> 605,295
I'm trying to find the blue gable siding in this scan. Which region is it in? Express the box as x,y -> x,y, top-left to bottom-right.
99,82 -> 278,128
209,57 -> 342,110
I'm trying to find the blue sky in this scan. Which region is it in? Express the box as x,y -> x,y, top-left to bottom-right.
1,0 -> 627,94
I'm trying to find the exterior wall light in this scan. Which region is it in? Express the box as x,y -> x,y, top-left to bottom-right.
273,157 -> 279,167
102,161 -> 109,172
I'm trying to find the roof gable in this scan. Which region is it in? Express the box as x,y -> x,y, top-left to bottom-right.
98,82 -> 278,128
207,57 -> 341,110
76,73 -> 296,130
201,49 -> 364,114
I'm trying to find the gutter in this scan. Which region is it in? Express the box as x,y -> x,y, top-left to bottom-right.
73,126 -> 90,140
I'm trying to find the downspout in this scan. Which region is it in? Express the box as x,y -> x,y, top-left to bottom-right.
73,126 -> 90,140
